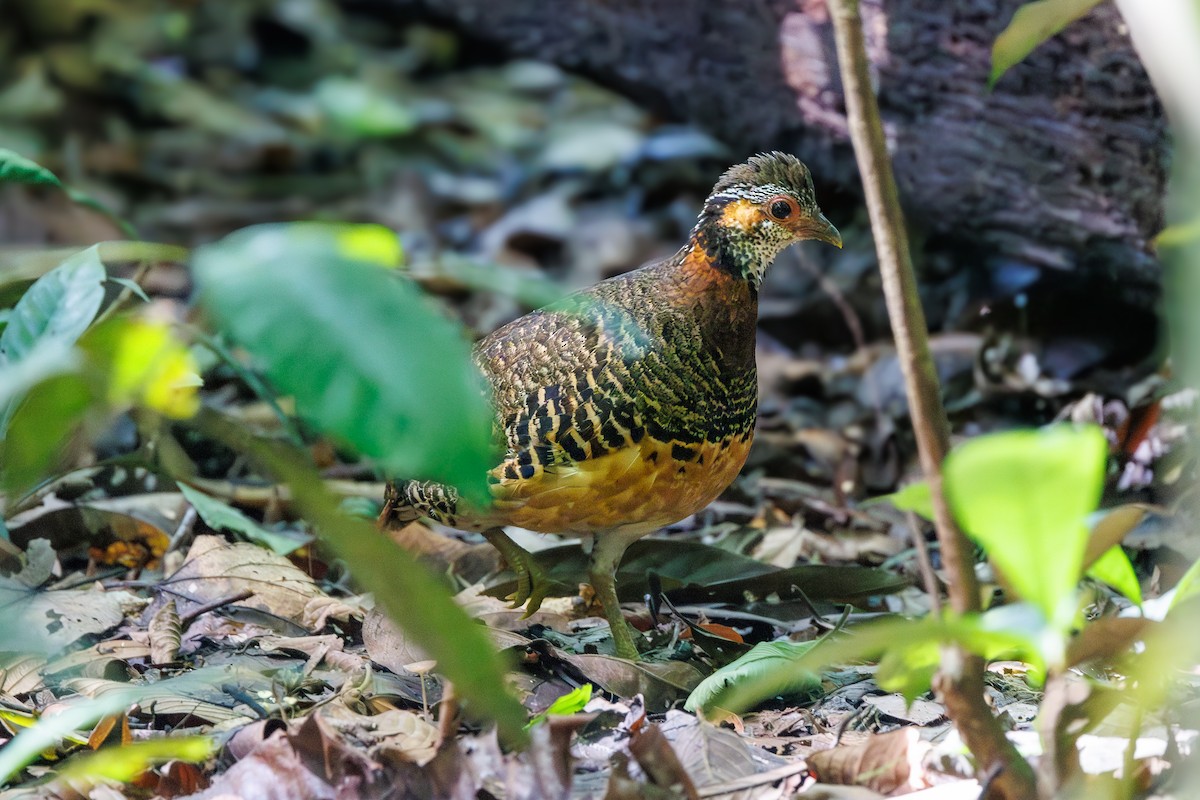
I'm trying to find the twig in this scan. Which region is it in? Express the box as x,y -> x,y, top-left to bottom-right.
905,510 -> 942,617
827,2 -> 1035,797
167,504 -> 199,555
178,589 -> 255,627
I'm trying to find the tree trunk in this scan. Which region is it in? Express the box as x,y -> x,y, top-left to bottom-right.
401,0 -> 1166,313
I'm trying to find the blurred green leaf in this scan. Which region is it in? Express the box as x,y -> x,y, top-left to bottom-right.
944,426 -> 1108,626
1087,545 -> 1142,606
0,246 -> 105,438
81,318 -> 202,419
192,224 -> 494,501
990,0 -> 1105,87
684,640 -> 822,718
0,340 -> 78,414
0,147 -> 63,188
178,482 -> 309,555
0,668 -> 241,783
1171,556 -> 1200,611
0,150 -> 137,238
58,735 -> 215,783
696,609 -> 1044,717
1,373 -> 93,495
201,414 -> 528,745
872,480 -> 933,519
315,77 -> 419,137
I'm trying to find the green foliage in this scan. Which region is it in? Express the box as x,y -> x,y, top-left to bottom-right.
689,612 -> 1043,717
990,0 -> 1106,87
210,420 -> 528,746
1,373 -> 93,495
871,480 -> 932,518
526,683 -> 593,729
0,246 -> 108,486
57,736 -> 216,783
0,670 -> 225,782
943,425 -> 1108,627
315,76 -> 419,137
0,147 -> 67,188
715,426 -> 1123,718
178,482 -> 310,555
1171,554 -> 1200,610
0,148 -> 137,237
685,640 -> 822,717
192,224 -> 494,501
1087,544 -> 1142,607
0,246 -> 106,370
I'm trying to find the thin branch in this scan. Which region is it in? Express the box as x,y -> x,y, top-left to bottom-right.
827,1 -> 1036,797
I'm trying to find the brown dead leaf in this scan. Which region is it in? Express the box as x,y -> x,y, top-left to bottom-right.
318,704 -> 440,766
627,723 -> 699,799
155,535 -> 323,629
4,587 -> 146,650
860,694 -> 947,727
362,606 -> 428,673
0,652 -> 47,696
131,758 -> 208,797
149,599 -> 182,665
301,594 -> 367,630
190,728 -> 360,799
808,728 -> 933,795
570,654 -> 704,709
7,493 -> 180,569
658,710 -> 794,792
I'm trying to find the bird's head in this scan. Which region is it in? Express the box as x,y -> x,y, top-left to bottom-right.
691,152 -> 841,288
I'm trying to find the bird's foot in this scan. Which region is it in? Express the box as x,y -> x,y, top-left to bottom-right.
482,528 -> 553,616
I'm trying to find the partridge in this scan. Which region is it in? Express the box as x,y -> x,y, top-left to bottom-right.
384,152 -> 841,659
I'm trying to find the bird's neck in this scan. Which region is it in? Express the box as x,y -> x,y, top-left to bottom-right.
687,200 -> 774,288
669,240 -> 759,375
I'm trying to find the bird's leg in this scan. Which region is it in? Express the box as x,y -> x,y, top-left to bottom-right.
481,527 -> 552,616
586,533 -> 642,660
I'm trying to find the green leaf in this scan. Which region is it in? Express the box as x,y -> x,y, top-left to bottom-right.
0,339 -> 78,414
1087,546 -> 1142,606
200,416 -> 528,746
315,77 -> 419,137
688,610 -> 1047,718
990,0 -> 1105,87
177,482 -> 310,555
58,736 -> 216,783
526,683 -> 593,729
1,373 -> 94,495
0,246 -> 106,366
872,481 -> 933,519
684,640 -> 822,717
0,150 -> 137,238
107,276 -> 151,303
192,224 -> 494,500
943,425 -> 1108,626
1171,556 -> 1200,611
0,147 -> 64,188
0,668 -> 238,783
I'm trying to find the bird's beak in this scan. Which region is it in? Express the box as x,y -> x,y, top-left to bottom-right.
809,212 -> 843,249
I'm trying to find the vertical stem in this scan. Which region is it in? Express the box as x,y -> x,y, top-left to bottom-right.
826,2 -> 1036,797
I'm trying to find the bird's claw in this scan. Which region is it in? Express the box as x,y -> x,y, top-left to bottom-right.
505,553 -> 552,617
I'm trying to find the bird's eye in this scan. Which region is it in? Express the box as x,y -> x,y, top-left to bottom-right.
767,195 -> 798,221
